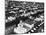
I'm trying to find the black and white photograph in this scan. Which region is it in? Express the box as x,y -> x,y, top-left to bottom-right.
5,0 -> 44,35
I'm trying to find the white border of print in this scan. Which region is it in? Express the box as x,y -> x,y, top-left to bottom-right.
0,0 -> 46,35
